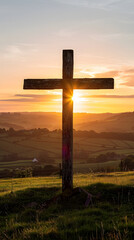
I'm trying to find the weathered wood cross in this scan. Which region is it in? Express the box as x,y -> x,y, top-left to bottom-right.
23,49 -> 114,192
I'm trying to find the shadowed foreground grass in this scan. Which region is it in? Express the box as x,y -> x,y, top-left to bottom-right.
0,172 -> 134,240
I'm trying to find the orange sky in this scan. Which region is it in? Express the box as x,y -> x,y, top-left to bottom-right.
0,0 -> 134,113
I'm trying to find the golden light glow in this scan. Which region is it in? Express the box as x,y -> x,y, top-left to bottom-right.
72,92 -> 81,103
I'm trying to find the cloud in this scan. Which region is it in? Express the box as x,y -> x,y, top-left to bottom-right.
121,79 -> 134,87
53,0 -> 122,9
89,95 -> 134,98
80,67 -> 134,87
119,69 -> 134,87
80,69 -> 120,79
92,0 -> 124,8
0,94 -> 61,103
94,70 -> 119,78
53,0 -> 88,7
3,45 -> 22,60
3,44 -> 38,61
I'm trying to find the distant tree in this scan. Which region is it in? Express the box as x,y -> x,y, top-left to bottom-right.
14,168 -> 33,178
32,165 -> 58,176
8,128 -> 15,136
0,128 -> 6,134
119,155 -> 134,171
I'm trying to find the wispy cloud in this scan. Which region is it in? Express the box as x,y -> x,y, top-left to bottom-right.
79,67 -> 134,87
3,45 -> 23,60
53,0 -> 88,7
120,77 -> 134,87
0,94 -> 61,103
1,92 -> 134,105
53,0 -> 124,10
3,44 -> 38,61
91,0 -> 124,9
89,95 -> 134,98
118,69 -> 134,87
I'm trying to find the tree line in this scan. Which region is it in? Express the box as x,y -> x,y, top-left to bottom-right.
1,128 -> 134,141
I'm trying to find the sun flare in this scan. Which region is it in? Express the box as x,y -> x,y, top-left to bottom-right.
72,92 -> 81,102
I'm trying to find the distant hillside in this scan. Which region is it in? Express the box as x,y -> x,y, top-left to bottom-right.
0,112 -> 134,132
0,112 -> 113,131
77,112 -> 134,132
0,112 -> 61,130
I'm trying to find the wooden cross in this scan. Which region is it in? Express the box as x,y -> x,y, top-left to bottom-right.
23,49 -> 114,192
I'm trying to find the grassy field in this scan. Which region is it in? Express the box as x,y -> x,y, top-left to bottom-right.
0,132 -> 134,172
0,172 -> 134,240
0,171 -> 134,196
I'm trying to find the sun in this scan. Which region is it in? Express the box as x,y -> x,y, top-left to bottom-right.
72,92 -> 81,102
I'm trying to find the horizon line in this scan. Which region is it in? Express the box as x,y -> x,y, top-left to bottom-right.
0,111 -> 134,114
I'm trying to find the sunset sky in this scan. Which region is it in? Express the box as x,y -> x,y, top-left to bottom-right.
0,0 -> 134,113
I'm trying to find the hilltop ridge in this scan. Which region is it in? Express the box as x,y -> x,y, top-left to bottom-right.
0,112 -> 134,132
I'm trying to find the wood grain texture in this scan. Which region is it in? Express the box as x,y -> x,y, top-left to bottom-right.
24,78 -> 114,90
73,78 -> 114,89
24,79 -> 62,89
62,50 -> 73,192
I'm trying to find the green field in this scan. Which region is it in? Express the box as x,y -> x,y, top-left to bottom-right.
0,171 -> 134,196
0,132 -> 134,172
0,172 -> 134,240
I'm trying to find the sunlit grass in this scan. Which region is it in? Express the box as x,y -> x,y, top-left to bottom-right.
0,172 -> 134,196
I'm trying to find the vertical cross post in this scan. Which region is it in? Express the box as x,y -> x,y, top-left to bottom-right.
62,50 -> 73,192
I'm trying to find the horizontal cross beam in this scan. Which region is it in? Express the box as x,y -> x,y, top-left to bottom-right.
24,78 -> 114,90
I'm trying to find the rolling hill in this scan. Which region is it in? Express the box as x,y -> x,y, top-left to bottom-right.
77,112 -> 134,132
0,112 -> 134,132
